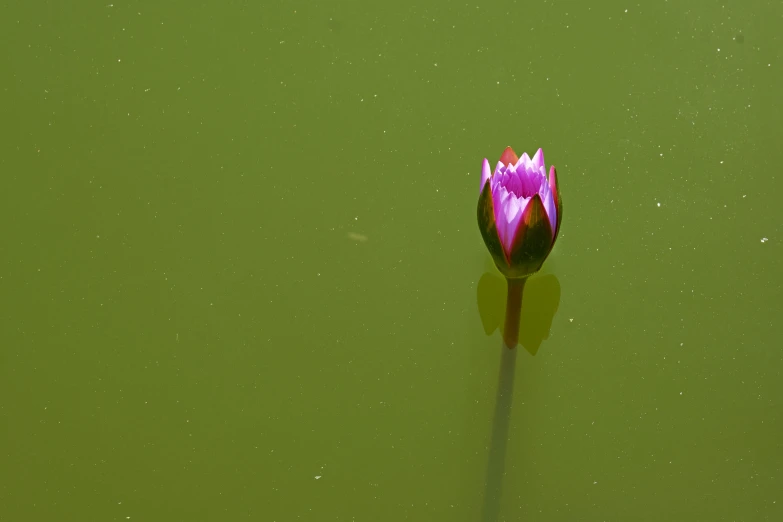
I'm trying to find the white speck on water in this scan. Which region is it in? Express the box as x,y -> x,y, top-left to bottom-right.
315,475 -> 322,480
569,318 -> 573,322
679,392 -> 683,396
761,237 -> 768,243
657,202 -> 661,207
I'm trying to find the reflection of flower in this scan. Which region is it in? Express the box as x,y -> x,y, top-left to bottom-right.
477,147 -> 563,279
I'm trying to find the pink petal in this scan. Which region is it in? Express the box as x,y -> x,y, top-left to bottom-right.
531,148 -> 545,172
518,152 -> 531,170
480,159 -> 491,194
492,185 -> 529,256
540,182 -> 557,238
548,165 -> 560,211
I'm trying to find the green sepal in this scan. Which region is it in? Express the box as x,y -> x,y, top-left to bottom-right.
550,166 -> 563,247
506,194 -> 554,278
477,180 -> 510,276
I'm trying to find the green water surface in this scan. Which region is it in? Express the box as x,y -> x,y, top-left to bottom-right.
1,1 -> 781,521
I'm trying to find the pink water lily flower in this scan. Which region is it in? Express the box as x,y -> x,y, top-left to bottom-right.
477,146 -> 562,279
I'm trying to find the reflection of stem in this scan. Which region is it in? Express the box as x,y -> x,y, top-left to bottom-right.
503,277 -> 525,349
481,277 -> 525,522
481,340 -> 518,521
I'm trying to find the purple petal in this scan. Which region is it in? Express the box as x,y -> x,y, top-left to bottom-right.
492,185 -> 530,255
531,148 -> 544,172
504,197 -> 528,253
549,165 -> 560,212
504,168 -> 522,195
491,184 -> 509,251
540,181 -> 557,237
480,159 -> 491,194
517,152 -> 531,170
519,169 -> 540,198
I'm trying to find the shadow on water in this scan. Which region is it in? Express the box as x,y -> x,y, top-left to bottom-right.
477,271 -> 561,355
476,271 -> 561,521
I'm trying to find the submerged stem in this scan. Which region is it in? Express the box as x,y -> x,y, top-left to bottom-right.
502,277 -> 526,349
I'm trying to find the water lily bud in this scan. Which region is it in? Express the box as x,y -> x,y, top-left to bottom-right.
477,147 -> 562,279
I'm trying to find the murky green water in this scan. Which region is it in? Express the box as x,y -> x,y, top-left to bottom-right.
2,1 -> 781,521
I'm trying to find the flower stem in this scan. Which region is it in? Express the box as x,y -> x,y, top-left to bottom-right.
502,277 -> 526,349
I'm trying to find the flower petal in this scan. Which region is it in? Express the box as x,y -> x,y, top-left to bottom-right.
548,165 -> 563,244
517,167 -> 541,199
480,159 -> 491,194
531,148 -> 545,172
498,190 -> 527,255
491,184 -> 512,250
517,152 -> 531,170
539,182 -> 557,238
